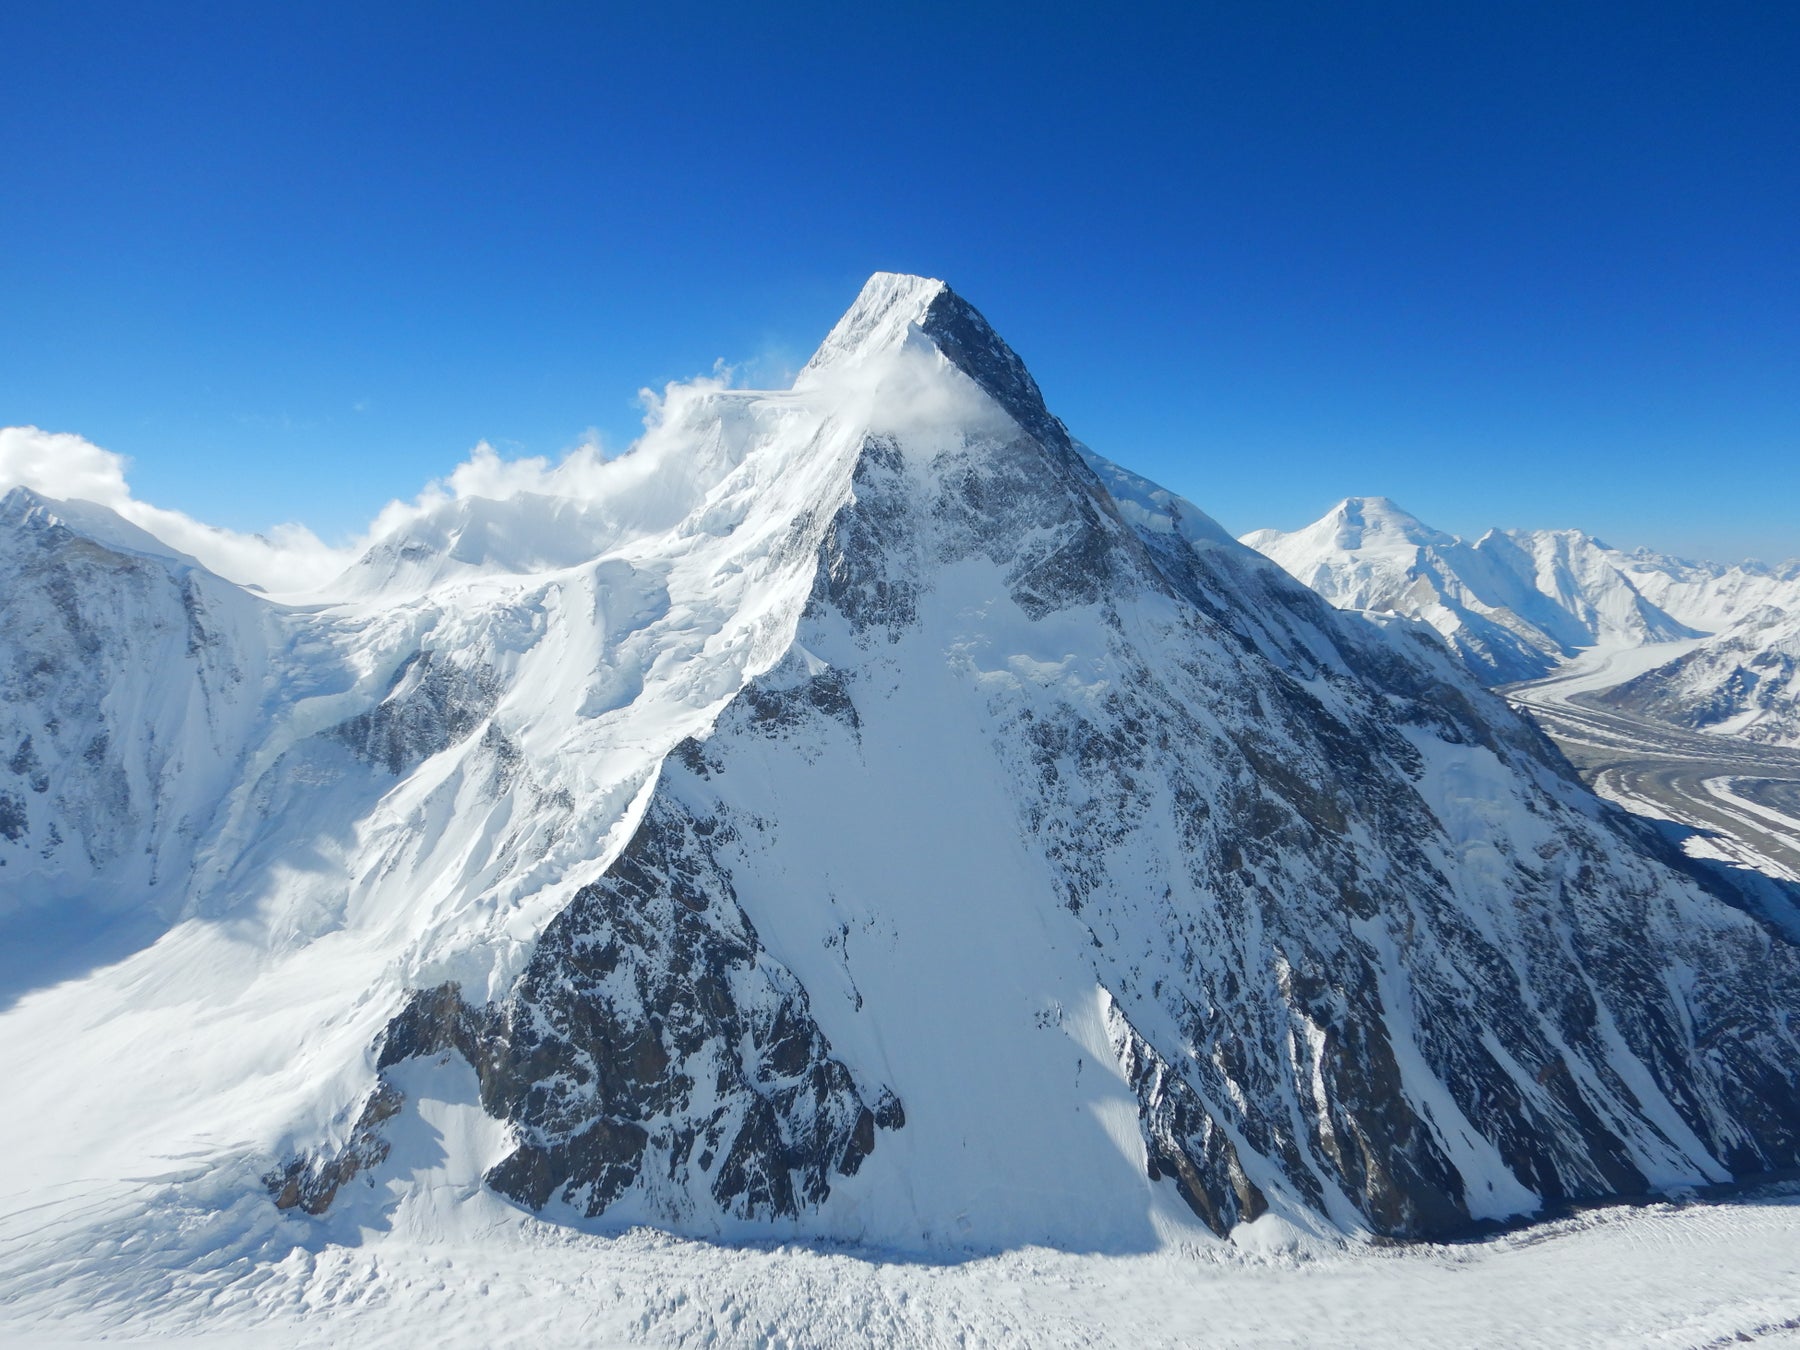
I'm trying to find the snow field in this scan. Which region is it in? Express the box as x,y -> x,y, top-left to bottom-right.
6,1187 -> 1800,1348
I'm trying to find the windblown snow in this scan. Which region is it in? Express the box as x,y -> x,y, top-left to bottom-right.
5,275 -> 1800,1348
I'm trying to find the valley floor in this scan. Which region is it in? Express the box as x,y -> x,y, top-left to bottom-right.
1505,646 -> 1800,883
5,1187 -> 1800,1349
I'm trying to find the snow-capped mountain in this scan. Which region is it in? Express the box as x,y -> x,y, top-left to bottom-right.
1243,499 -> 1800,689
1596,604 -> 1800,748
1240,499 -> 1699,683
5,275 -> 1800,1319
1612,551 -> 1800,636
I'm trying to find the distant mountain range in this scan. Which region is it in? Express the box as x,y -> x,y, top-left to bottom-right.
1243,497 -> 1800,745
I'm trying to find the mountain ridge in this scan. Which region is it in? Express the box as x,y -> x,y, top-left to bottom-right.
1243,498 -> 1800,748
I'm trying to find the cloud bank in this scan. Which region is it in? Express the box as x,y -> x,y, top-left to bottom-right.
0,370 -> 743,594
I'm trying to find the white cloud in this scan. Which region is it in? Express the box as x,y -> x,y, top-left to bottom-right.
0,425 -> 136,505
0,410 -> 687,595
0,425 -> 354,592
0,342 -> 1004,599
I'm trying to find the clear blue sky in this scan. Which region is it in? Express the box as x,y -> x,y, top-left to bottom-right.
4,2 -> 1797,561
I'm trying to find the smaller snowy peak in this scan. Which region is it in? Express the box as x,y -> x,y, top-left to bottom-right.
1242,501 -> 1705,683
1621,545 -> 1800,582
0,485 -> 205,574
1609,547 -> 1800,633
1281,500 -> 1447,558
1242,497 -> 1448,567
1321,496 -> 1451,549
1241,497 -> 1451,595
1494,528 -> 1696,646
1251,493 -> 1800,695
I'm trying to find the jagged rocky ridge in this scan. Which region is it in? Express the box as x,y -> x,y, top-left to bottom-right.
292,276 -> 1800,1241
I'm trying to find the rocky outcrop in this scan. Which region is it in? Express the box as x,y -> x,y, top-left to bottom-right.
266,1080 -> 404,1215
328,652 -> 499,776
333,786 -> 902,1224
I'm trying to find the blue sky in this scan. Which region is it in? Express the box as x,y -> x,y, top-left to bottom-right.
4,2 -> 1797,561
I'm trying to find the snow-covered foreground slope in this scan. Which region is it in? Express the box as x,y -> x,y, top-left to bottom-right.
6,1184 -> 1800,1348
4,274 -> 1800,1343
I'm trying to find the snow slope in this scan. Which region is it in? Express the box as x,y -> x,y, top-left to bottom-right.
4,275 -> 1800,1343
6,1184 -> 1800,1348
1613,549 -> 1800,635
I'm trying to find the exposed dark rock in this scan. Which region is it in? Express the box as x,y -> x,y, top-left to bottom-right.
0,791 -> 25,843
1106,998 -> 1267,1236
329,652 -> 498,775
266,1080 -> 404,1216
337,794 -> 902,1223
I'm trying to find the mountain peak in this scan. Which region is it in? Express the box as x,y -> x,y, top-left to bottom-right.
0,485 -> 199,569
1330,495 -> 1430,532
797,272 -> 948,378
798,272 -> 1068,449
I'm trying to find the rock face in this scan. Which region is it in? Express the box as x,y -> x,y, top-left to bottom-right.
366,796 -> 904,1223
0,489 -> 267,918
331,275 -> 1800,1242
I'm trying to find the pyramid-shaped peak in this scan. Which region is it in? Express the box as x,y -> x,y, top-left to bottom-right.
1322,496 -> 1452,546
799,272 -> 1067,450
1334,496 -> 1424,527
798,272 -> 949,378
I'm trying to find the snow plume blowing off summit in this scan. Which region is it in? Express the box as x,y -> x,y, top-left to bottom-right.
3,273 -> 1800,1314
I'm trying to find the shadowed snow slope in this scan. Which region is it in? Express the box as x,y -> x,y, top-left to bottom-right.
4,276 -> 1800,1329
